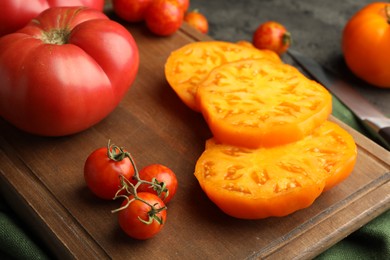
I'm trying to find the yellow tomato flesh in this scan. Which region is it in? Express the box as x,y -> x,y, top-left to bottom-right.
194,121 -> 357,219
164,41 -> 281,111
196,58 -> 332,148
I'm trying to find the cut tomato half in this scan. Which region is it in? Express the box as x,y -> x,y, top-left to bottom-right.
164,41 -> 281,111
196,58 -> 332,148
194,121 -> 357,219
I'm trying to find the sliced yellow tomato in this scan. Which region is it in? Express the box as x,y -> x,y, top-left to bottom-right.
196,58 -> 332,148
194,121 -> 357,219
164,41 -> 281,111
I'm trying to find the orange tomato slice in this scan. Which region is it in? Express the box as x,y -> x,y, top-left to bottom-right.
194,121 -> 357,219
164,41 -> 281,111
196,58 -> 332,148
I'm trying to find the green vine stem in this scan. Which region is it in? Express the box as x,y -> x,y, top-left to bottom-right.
106,140 -> 167,198
107,140 -> 168,225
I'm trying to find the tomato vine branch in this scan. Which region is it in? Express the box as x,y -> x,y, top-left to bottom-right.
108,140 -> 168,225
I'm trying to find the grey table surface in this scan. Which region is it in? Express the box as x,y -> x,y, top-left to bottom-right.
189,0 -> 389,116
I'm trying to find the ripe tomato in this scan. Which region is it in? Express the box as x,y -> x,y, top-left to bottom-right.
84,144 -> 135,200
0,7 -> 139,136
252,21 -> 291,55
184,10 -> 209,34
194,121 -> 357,219
137,164 -> 178,203
164,41 -> 281,111
118,192 -> 167,240
145,0 -> 184,36
112,0 -> 153,22
342,3 -> 390,88
0,0 -> 104,36
196,59 -> 332,148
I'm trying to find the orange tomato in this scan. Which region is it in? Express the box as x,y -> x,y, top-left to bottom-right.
194,121 -> 357,219
342,2 -> 390,88
164,41 -> 281,111
184,10 -> 209,34
196,59 -> 332,148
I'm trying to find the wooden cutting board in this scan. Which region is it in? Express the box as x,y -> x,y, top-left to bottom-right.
0,12 -> 389,259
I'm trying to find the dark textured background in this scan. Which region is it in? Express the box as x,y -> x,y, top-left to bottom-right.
188,0 -> 389,115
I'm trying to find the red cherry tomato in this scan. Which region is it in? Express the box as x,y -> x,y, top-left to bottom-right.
112,0 -> 153,22
252,21 -> 291,55
137,164 -> 178,203
145,0 -> 184,36
117,192 -> 167,240
84,144 -> 135,200
184,10 -> 209,34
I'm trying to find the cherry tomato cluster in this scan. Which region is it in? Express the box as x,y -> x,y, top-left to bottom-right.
112,0 -> 189,36
112,0 -> 209,36
84,141 -> 178,240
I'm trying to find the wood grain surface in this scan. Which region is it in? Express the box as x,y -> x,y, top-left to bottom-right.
0,11 -> 389,260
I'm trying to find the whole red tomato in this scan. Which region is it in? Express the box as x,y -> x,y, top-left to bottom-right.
118,192 -> 167,240
252,21 -> 291,55
0,0 -> 104,36
342,3 -> 390,88
145,0 -> 184,36
0,7 -> 139,136
137,164 -> 178,203
184,10 -> 209,34
84,144 -> 135,200
112,0 -> 153,22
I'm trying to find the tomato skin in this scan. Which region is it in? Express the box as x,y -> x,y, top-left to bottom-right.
84,147 -> 135,200
137,164 -> 178,203
342,3 -> 390,88
252,21 -> 291,55
184,10 -> 209,34
0,0 -> 104,36
118,192 -> 167,240
0,7 -> 139,136
145,0 -> 184,36
112,0 -> 153,22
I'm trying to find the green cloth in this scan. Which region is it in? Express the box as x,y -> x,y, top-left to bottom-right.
0,197 -> 49,259
0,95 -> 389,259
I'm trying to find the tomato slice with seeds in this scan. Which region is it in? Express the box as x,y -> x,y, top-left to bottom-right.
194,121 -> 357,219
196,58 -> 332,148
164,41 -> 281,111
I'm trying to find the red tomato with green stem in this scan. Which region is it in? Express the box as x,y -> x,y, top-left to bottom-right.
112,0 -> 153,22
0,7 -> 139,136
84,141 -> 135,200
0,0 -> 104,36
252,21 -> 291,55
184,10 -> 209,34
137,164 -> 178,203
145,0 -> 184,36
115,192 -> 167,240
